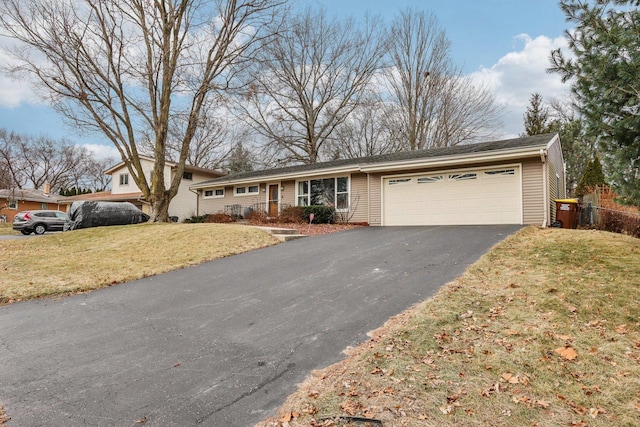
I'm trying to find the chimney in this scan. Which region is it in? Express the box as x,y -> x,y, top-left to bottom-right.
43,182 -> 51,195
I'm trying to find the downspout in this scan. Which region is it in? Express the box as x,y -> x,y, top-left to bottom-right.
189,188 -> 200,216
540,149 -> 548,228
367,173 -> 371,225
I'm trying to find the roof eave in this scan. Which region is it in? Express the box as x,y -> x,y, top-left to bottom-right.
189,142 -> 550,190
189,164 -> 361,189
359,145 -> 547,173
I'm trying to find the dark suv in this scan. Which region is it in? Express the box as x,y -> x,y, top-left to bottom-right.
13,210 -> 68,235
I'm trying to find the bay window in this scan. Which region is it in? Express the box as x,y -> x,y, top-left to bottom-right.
296,176 -> 349,210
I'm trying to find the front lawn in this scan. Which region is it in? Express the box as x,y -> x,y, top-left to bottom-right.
260,227 -> 640,427
0,223 -> 278,304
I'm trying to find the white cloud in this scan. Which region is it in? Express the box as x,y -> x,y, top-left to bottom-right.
0,67 -> 40,108
470,34 -> 572,138
80,143 -> 120,162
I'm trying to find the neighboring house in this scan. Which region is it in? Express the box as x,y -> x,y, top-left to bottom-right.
66,156 -> 225,222
190,133 -> 566,227
0,187 -> 69,223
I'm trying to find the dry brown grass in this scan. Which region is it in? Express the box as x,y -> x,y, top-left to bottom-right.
0,223 -> 278,304
259,227 -> 640,427
0,222 -> 17,236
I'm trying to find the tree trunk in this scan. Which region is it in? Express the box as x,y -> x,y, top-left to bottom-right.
149,195 -> 171,223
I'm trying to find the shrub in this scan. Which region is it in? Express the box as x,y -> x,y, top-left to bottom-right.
303,205 -> 335,224
279,206 -> 305,223
206,213 -> 235,223
184,214 -> 210,223
599,209 -> 640,238
245,209 -> 269,224
590,185 -> 640,238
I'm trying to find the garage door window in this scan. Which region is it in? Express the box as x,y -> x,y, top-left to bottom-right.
484,169 -> 515,176
449,173 -> 477,181
297,177 -> 349,210
417,176 -> 443,184
388,178 -> 411,185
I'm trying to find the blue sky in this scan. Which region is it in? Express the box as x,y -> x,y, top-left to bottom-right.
315,0 -> 568,72
0,0 -> 573,157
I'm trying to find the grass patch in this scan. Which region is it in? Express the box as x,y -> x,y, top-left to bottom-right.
0,223 -> 278,304
260,227 -> 640,427
0,222 -> 18,236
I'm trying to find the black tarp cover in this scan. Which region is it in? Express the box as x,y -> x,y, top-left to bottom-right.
64,201 -> 150,231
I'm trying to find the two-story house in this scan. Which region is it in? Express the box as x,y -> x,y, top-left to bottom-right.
67,156 -> 224,222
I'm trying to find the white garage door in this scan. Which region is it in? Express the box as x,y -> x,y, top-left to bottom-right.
383,166 -> 522,225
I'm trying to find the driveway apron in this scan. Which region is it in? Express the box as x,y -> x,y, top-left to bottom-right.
0,225 -> 521,426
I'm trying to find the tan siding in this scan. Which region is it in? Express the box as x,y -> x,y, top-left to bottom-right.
369,173 -> 383,226
198,186 -> 235,215
547,136 -> 566,198
522,160 -> 544,225
547,136 -> 566,223
349,173 -> 369,224
549,162 -> 558,222
281,180 -> 295,207
169,170 -> 211,221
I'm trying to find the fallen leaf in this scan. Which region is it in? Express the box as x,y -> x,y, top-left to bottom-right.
615,324 -> 628,334
439,405 -> 454,415
501,373 -> 519,384
280,412 -> 292,423
555,346 -> 578,360
536,399 -> 550,408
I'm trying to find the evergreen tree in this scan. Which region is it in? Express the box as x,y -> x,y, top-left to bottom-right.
550,0 -> 640,205
226,143 -> 254,174
575,155 -> 607,196
522,93 -> 553,136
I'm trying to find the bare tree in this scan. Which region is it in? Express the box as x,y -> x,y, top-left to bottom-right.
385,9 -> 502,150
239,8 -> 387,164
324,93 -> 402,159
0,129 -> 25,189
139,99 -> 237,170
0,128 -> 108,192
0,0 -> 284,221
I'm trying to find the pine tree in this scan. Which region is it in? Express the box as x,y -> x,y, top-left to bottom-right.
522,93 -> 553,136
226,143 -> 254,174
575,155 -> 607,196
550,0 -> 640,205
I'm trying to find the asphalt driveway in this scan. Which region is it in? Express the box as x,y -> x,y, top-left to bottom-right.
0,225 -> 520,426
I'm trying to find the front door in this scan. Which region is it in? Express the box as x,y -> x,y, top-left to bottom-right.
268,184 -> 279,217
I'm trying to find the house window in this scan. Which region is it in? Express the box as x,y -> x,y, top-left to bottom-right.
234,185 -> 259,196
41,203 -> 48,210
296,176 -> 349,210
204,188 -> 224,199
8,200 -> 17,210
183,172 -> 193,180
119,173 -> 129,186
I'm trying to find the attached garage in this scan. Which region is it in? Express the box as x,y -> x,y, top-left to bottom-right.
382,165 -> 522,226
